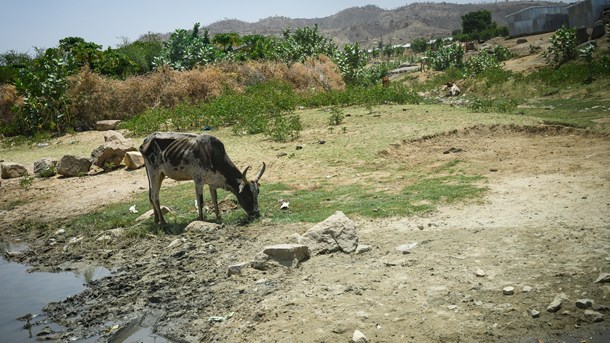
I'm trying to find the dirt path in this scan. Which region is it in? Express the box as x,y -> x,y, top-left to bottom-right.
1,125 -> 609,342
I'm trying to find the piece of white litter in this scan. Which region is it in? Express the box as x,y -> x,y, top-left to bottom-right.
280,201 -> 290,210
208,312 -> 234,323
129,205 -> 138,214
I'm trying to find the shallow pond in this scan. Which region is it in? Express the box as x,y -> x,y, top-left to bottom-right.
0,240 -> 110,341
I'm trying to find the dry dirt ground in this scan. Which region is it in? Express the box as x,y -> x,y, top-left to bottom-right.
1,124 -> 609,343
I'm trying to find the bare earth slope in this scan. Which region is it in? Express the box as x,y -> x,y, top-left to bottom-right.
1,124 -> 609,342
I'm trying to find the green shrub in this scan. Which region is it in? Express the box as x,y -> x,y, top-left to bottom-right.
543,25 -> 577,67
425,44 -> 464,71
328,107 -> 344,126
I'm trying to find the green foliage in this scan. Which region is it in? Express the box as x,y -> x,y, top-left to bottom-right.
543,25 -> 577,67
13,48 -> 75,135
154,23 -> 220,70
277,25 -> 338,64
334,43 -> 367,85
426,44 -> 464,71
468,97 -> 518,113
457,10 -> 507,42
579,43 -> 596,83
117,34 -> 163,74
410,38 -> 428,53
0,50 -> 32,84
328,106 -> 344,126
462,10 -> 493,35
19,175 -> 34,189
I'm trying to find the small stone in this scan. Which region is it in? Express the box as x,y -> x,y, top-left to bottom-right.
503,286 -> 515,295
530,309 -> 541,318
352,330 -> 369,343
123,151 -> 145,170
396,242 -> 418,254
475,269 -> 486,277
95,120 -> 121,131
447,305 -> 458,310
546,293 -> 567,313
522,286 -> 533,293
261,244 -> 309,268
1,162 -> 28,179
576,299 -> 594,309
355,244 -> 371,254
584,309 -> 604,323
594,272 -> 610,283
227,262 -> 250,276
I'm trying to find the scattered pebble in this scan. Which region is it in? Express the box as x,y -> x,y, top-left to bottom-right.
576,299 -> 594,309
395,242 -> 418,254
475,269 -> 486,277
594,272 -> 610,283
546,293 -> 567,313
530,309 -> 541,318
584,310 -> 604,323
522,285 -> 533,293
503,286 -> 515,295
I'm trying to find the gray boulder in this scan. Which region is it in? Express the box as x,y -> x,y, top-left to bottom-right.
261,244 -> 309,268
57,155 -> 91,177
591,21 -> 606,40
295,211 -> 359,255
33,158 -> 58,177
1,162 -> 28,179
575,26 -> 589,45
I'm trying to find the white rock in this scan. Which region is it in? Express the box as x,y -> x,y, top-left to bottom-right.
396,242 -> 418,254
475,269 -> 486,277
167,238 -> 185,249
503,286 -> 515,295
355,244 -> 371,254
296,211 -> 359,255
522,286 -> 533,293
129,205 -> 138,214
261,244 -> 309,268
352,330 -> 369,343
530,309 -> 541,318
594,273 -> 610,283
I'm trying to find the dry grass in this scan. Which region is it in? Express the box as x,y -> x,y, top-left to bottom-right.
0,84 -> 20,128
62,57 -> 345,128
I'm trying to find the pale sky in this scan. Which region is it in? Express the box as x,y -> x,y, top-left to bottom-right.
0,0 -> 463,54
1,0 -> 569,54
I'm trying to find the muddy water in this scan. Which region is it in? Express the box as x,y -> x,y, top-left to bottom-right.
0,241 -> 109,342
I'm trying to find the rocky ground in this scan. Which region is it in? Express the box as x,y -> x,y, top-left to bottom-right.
1,125 -> 610,343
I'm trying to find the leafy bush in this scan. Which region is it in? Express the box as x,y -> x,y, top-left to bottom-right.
328,107 -> 345,125
13,48 -> 75,135
543,25 -> 577,67
426,44 -> 464,71
468,97 -> 517,113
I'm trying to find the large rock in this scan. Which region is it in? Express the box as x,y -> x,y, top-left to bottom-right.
33,158 -> 58,177
295,211 -> 359,255
261,244 -> 310,268
57,155 -> 92,177
1,162 -> 28,179
91,130 -> 136,169
95,120 -> 121,131
591,21 -> 606,40
123,151 -> 145,170
575,26 -> 589,45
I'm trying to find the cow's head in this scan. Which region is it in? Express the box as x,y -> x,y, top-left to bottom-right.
237,162 -> 266,218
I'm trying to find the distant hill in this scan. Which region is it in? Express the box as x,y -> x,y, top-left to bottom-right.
201,1 -> 563,48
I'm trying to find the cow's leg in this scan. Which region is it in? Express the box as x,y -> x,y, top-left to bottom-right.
210,187 -> 221,221
194,179 -> 205,221
148,170 -> 165,224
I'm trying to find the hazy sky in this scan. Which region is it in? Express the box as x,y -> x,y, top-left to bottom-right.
1,0 -> 569,54
0,0 -> 465,53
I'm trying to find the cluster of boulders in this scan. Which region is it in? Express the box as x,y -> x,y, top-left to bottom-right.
190,211 -> 368,275
1,121 -> 146,182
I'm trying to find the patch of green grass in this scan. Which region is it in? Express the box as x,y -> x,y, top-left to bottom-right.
259,160 -> 486,223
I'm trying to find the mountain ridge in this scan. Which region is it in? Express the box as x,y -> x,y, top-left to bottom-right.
200,1 -> 564,47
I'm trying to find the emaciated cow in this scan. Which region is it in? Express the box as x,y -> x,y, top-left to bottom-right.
139,132 -> 266,224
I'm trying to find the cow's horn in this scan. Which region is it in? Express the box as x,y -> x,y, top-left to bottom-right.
242,166 -> 250,181
255,162 -> 266,182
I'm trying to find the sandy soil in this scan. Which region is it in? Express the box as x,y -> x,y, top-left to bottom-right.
1,124 -> 609,343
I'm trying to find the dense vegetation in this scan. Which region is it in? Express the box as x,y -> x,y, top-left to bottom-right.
1,14 -> 609,141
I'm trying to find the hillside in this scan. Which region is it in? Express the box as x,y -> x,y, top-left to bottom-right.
203,1 -> 564,48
